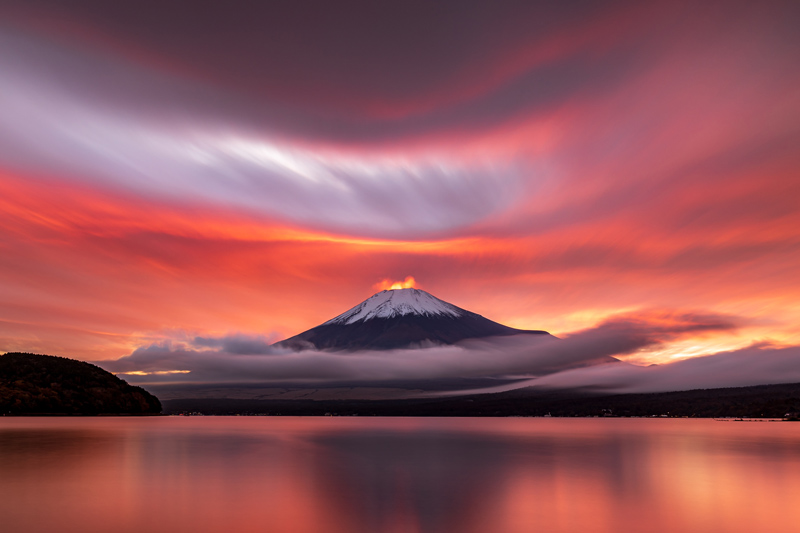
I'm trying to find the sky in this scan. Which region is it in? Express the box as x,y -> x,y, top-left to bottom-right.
1,1 -> 799,385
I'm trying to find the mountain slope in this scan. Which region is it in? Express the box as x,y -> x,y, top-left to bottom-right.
275,288 -> 550,351
0,352 -> 162,415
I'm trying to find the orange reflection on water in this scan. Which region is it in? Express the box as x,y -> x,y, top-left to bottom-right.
1,417 -> 800,533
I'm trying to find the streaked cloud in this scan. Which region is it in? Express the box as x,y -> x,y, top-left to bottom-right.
0,27 -> 524,237
504,343 -> 800,395
0,1 -> 798,373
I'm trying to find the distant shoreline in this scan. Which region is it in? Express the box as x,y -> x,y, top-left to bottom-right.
159,382 -> 800,419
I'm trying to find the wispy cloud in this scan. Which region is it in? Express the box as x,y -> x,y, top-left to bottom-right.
0,1 -> 798,365
98,311 -> 742,387
0,27 -> 524,238
505,343 -> 800,394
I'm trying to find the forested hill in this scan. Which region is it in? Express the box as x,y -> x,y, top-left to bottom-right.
0,352 -> 161,415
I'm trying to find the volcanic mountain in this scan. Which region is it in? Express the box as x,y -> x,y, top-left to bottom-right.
274,288 -> 550,351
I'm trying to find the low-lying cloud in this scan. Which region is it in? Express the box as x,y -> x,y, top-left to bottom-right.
191,333 -> 280,355
97,311 -> 763,393
514,343 -> 800,394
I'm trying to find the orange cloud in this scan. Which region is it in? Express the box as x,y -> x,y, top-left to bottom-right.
2,164 -> 799,363
374,277 -> 418,291
0,1 -> 798,368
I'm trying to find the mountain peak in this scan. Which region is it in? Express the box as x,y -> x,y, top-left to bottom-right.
275,287 -> 550,351
324,288 -> 463,325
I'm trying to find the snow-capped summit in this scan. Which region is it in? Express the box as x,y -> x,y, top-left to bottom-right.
324,288 -> 463,325
275,287 -> 550,351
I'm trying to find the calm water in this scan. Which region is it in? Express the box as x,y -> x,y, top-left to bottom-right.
1,417 -> 799,533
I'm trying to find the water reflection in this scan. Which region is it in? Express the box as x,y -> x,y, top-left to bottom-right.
1,418 -> 799,533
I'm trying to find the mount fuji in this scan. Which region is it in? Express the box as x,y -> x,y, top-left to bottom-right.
274,288 -> 550,351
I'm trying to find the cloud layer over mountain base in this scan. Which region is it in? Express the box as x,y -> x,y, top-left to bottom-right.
96,311 -> 800,398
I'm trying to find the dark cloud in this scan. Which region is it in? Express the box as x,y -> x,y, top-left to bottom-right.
2,1 -> 794,143
0,1 -> 629,114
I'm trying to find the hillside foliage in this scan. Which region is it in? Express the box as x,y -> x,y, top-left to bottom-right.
0,352 -> 161,415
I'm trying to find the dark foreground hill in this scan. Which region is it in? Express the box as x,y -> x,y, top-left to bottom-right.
162,382 -> 800,418
0,352 -> 161,415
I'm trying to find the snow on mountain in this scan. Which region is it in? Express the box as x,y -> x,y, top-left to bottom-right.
324,288 -> 464,325
274,287 -> 549,351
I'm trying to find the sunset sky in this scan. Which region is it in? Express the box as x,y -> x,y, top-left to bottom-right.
1,1 -> 798,375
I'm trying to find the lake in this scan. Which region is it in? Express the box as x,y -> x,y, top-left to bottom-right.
1,417 -> 799,533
